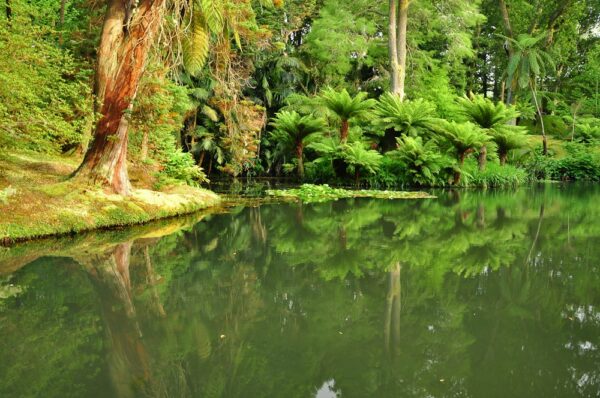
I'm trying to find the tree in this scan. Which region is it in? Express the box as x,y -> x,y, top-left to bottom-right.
319,87 -> 376,143
269,111 -> 327,178
340,141 -> 382,185
458,94 -> 526,167
374,94 -> 443,151
440,121 -> 491,184
72,0 -> 167,195
504,33 -> 554,155
388,0 -> 410,99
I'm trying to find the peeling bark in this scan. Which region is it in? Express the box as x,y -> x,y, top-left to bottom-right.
73,0 -> 166,195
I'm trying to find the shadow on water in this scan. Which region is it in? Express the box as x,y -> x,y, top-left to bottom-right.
1,184 -> 599,397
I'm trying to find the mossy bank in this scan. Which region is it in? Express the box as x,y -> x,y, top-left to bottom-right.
0,152 -> 220,244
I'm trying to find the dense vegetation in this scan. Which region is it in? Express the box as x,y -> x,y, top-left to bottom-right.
1,0 -> 600,191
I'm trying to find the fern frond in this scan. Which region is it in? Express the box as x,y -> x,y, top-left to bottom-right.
201,0 -> 224,33
184,15 -> 210,76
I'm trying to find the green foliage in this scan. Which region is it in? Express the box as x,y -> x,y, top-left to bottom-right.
373,94 -> 441,137
463,161 -> 529,188
439,121 -> 491,162
157,150 -> 208,188
318,87 -> 376,122
387,136 -> 450,186
0,22 -> 93,152
457,94 -> 519,128
504,33 -> 555,89
340,141 -> 382,180
266,184 -> 433,202
269,111 -> 327,149
547,143 -> 600,181
574,121 -> 600,143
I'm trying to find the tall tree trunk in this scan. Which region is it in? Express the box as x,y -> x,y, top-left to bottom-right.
340,119 -> 349,143
296,141 -> 304,179
530,82 -> 548,155
396,0 -> 409,101
388,0 -> 400,95
72,0 -> 165,195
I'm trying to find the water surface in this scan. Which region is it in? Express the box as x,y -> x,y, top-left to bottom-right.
1,185 -> 599,397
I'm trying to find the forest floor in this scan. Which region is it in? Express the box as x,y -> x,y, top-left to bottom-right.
0,151 -> 220,244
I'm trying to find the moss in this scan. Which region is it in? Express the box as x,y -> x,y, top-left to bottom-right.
0,151 -> 221,244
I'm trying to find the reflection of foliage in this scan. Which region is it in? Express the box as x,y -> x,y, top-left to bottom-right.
3,186 -> 600,396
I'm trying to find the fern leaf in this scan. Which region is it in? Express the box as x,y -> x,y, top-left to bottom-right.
201,0 -> 224,33
184,16 -> 210,76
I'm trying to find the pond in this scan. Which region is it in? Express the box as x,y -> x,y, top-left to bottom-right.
1,185 -> 599,397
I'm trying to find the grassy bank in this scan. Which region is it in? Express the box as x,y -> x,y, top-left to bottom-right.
0,152 -> 220,244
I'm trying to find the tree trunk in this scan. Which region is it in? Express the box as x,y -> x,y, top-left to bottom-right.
388,0 -> 400,95
453,152 -> 466,185
72,0 -> 165,195
396,0 -> 409,101
340,119 -> 349,143
478,145 -> 487,171
499,151 -> 508,165
355,168 -> 360,186
530,82 -> 547,155
296,141 -> 304,179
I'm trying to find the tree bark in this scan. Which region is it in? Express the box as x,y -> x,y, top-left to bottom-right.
499,151 -> 508,165
453,151 -> 467,185
72,0 -> 166,195
340,119 -> 349,143
296,141 -> 304,179
396,0 -> 409,101
388,0 -> 400,95
478,145 -> 487,171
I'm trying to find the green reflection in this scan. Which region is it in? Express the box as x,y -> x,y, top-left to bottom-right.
1,185 -> 600,397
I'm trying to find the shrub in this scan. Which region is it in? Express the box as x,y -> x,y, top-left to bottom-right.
463,161 -> 529,188
156,150 -> 208,188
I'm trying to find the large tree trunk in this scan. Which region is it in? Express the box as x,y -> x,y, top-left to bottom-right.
388,0 -> 400,95
396,0 -> 409,101
72,0 -> 165,195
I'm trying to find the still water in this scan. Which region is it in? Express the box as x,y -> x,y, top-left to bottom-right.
1,185 -> 599,397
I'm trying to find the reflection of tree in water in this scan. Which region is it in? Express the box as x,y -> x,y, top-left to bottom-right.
1,185 -> 600,397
